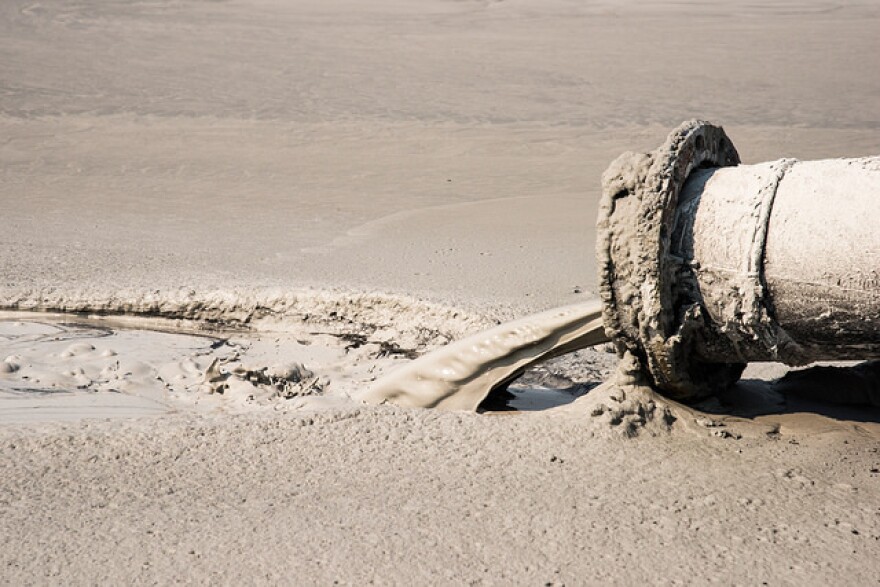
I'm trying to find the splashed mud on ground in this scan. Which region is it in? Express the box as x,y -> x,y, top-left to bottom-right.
0,308 -> 620,423
0,312 -> 388,422
4,306 -> 877,446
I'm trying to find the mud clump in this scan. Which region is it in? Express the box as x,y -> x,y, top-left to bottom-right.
202,359 -> 327,402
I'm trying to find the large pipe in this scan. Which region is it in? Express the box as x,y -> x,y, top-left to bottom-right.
598,120 -> 880,401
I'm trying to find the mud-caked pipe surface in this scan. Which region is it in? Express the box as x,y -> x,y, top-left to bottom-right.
598,120 -> 880,401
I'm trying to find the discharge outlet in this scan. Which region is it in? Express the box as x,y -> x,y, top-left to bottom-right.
599,120 -> 880,401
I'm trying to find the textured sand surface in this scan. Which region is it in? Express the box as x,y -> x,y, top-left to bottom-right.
1,409 -> 879,585
2,0 -> 880,584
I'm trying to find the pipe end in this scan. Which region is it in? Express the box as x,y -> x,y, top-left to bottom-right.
597,120 -> 743,401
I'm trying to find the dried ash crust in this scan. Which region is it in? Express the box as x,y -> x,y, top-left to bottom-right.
0,286 -> 491,352
596,120 -> 744,401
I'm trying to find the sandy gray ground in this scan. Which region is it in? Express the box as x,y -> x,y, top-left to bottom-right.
2,409 -> 879,585
2,0 -> 880,584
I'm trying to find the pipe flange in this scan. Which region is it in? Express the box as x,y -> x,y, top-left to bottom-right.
597,120 -> 743,400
